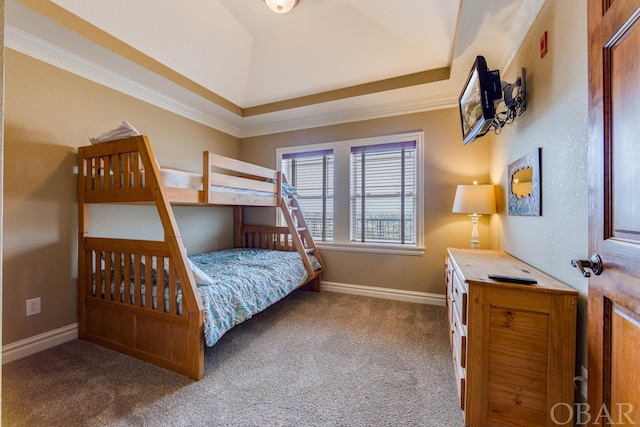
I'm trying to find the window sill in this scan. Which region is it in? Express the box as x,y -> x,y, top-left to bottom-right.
315,242 -> 425,256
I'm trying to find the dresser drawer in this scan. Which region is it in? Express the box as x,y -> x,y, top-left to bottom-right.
452,273 -> 468,326
445,259 -> 453,335
451,335 -> 466,410
452,304 -> 467,369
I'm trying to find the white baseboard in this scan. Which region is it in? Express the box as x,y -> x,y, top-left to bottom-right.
322,281 -> 446,306
3,323 -> 78,364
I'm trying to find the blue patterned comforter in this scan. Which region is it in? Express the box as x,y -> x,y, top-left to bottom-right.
93,248 -> 320,347
189,248 -> 321,347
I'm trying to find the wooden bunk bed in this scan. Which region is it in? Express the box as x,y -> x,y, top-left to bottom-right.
77,135 -> 324,380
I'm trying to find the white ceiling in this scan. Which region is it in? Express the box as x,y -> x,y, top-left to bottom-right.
5,0 -> 544,138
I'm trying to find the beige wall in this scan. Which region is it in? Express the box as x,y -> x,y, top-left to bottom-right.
240,109 -> 492,294
489,0 -> 589,374
3,49 -> 238,345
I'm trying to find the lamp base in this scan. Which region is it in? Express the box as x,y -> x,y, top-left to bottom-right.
469,214 -> 482,249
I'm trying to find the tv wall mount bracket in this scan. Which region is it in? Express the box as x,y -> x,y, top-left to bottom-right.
492,67 -> 527,133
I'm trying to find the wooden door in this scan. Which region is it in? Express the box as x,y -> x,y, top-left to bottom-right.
588,1 -> 640,425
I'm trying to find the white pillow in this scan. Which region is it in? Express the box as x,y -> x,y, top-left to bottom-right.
149,255 -> 214,286
188,259 -> 214,286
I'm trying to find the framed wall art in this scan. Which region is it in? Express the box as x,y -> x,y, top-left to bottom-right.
508,148 -> 541,216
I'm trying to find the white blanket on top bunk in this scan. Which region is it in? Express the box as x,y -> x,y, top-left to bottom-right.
89,121 -> 140,144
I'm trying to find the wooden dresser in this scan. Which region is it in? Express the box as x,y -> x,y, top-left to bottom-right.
445,248 -> 578,426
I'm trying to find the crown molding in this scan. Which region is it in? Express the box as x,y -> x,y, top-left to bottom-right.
243,67 -> 451,117
6,20 -> 459,138
239,92 -> 459,138
5,24 -> 242,137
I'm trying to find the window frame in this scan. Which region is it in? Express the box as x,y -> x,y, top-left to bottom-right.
276,131 -> 424,256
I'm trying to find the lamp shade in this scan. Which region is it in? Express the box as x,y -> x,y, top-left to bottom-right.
264,0 -> 298,13
452,184 -> 496,215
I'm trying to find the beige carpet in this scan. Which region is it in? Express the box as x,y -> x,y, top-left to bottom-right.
3,290 -> 464,426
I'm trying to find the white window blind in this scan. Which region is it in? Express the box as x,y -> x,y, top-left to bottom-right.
277,131 -> 424,255
281,150 -> 334,241
350,141 -> 417,244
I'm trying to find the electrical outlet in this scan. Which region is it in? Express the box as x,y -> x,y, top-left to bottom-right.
580,365 -> 588,400
26,297 -> 41,316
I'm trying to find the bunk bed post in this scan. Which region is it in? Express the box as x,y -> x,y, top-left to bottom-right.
276,171 -> 283,201
202,151 -> 210,204
77,146 -> 88,340
309,275 -> 322,293
235,206 -> 244,248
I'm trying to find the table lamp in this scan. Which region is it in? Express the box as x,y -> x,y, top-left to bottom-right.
452,181 -> 496,249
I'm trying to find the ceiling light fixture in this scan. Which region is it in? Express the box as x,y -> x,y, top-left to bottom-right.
264,0 -> 298,14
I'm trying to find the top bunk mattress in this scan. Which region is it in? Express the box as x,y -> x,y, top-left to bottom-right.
160,167 -> 202,190
160,166 -> 296,197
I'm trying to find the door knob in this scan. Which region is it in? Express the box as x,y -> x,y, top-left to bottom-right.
571,254 -> 603,277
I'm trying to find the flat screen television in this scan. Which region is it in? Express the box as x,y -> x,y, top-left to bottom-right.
458,56 -> 502,144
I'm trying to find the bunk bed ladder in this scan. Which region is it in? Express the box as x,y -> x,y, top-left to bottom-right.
280,193 -> 325,288
286,198 -> 320,256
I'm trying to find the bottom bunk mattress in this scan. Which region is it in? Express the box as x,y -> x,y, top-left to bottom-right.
191,248 -> 321,347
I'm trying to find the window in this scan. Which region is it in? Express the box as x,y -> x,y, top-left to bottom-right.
281,150 -> 334,241
350,141 -> 417,244
277,132 -> 423,255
